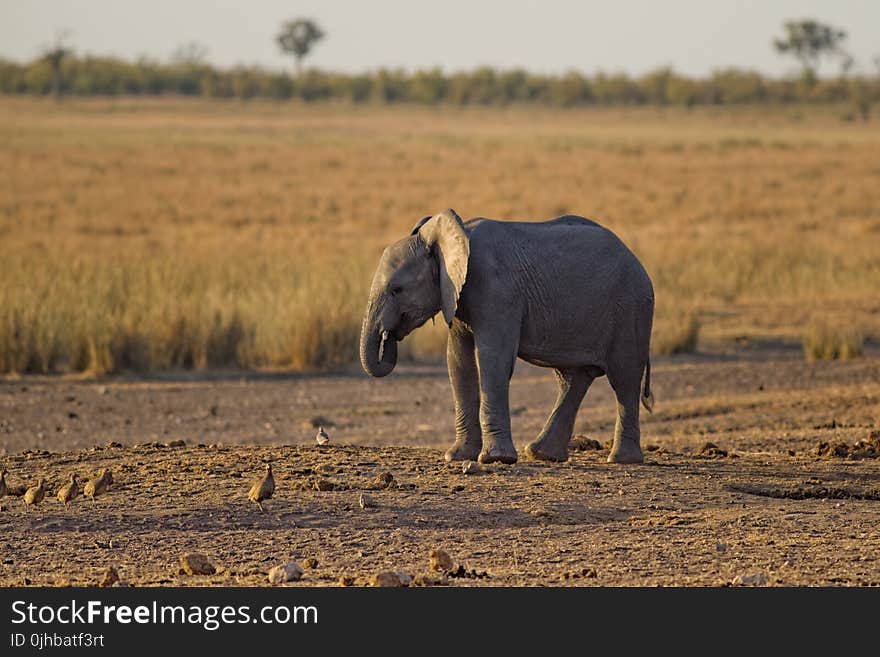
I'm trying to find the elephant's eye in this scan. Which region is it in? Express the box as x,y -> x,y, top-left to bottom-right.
390,286 -> 402,296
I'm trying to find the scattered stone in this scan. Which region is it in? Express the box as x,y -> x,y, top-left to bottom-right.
697,442 -> 728,458
268,562 -> 303,584
67,411 -> 79,420
313,479 -> 335,492
448,565 -> 490,580
732,572 -> 767,587
570,435 -> 603,451
372,472 -> 394,489
412,572 -> 449,587
164,439 -> 186,448
429,548 -> 454,573
105,441 -> 123,449
338,575 -> 355,587
359,493 -> 376,509
96,385 -> 108,395
562,567 -> 597,580
99,566 -> 119,587
371,570 -> 409,587
814,433 -> 880,460
716,541 -> 728,553
303,558 -> 319,570
461,461 -> 480,475
180,553 -> 216,576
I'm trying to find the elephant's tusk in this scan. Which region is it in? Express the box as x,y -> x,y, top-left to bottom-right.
379,330 -> 389,362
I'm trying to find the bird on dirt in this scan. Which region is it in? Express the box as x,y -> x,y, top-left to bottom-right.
316,426 -> 331,446
0,469 -> 7,497
23,478 -> 46,510
247,463 -> 275,512
57,473 -> 80,509
84,468 -> 113,501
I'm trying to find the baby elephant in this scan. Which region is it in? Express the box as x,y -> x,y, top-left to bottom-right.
359,210 -> 654,465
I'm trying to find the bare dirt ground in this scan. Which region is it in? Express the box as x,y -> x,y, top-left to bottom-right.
2,348 -> 880,587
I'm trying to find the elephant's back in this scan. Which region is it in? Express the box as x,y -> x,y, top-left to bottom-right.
466,216 -> 653,303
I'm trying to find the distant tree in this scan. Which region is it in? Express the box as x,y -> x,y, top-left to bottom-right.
41,31 -> 72,99
171,42 -> 209,66
276,19 -> 325,77
773,19 -> 848,80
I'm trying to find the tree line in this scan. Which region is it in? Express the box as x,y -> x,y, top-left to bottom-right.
2,56 -> 878,110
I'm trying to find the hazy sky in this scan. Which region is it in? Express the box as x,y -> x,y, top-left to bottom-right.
1,0 -> 878,77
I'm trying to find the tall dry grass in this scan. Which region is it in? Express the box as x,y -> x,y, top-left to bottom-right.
1,98 -> 878,373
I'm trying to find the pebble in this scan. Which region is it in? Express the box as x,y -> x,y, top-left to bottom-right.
732,572 -> 767,587
716,541 -> 728,553
359,493 -> 376,509
429,548 -> 454,572
461,461 -> 480,475
412,572 -> 449,587
338,575 -> 355,587
268,562 -> 304,585
372,472 -> 394,489
303,558 -> 319,569
180,553 -> 216,576
371,570 -> 409,587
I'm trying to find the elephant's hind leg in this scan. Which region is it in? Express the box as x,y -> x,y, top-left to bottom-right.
525,368 -> 595,462
607,369 -> 644,464
444,322 -> 482,462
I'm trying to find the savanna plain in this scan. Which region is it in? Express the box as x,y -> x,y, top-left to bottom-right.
1,98 -> 879,586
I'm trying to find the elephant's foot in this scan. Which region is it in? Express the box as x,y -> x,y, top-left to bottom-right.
478,441 -> 518,464
444,439 -> 481,462
607,438 -> 643,464
524,438 -> 569,462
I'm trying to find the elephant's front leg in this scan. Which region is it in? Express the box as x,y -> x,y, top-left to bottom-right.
444,322 -> 482,462
475,333 -> 518,464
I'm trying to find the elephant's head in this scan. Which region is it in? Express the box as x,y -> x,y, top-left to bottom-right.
359,209 -> 470,377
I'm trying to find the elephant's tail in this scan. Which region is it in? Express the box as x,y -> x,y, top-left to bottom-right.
641,358 -> 655,413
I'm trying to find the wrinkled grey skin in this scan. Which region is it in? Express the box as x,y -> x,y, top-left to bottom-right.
360,209 -> 654,465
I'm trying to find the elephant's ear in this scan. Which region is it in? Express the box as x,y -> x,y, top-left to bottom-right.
417,209 -> 470,326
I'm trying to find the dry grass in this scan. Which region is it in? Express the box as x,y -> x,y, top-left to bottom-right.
1,98 -> 879,373
802,317 -> 864,362
653,312 -> 700,356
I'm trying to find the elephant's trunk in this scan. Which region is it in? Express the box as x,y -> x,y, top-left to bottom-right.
359,305 -> 399,378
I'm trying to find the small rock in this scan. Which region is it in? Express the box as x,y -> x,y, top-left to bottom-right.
96,385 -> 108,395
67,411 -> 79,420
396,571 -> 412,586
461,461 -> 480,475
371,570 -> 409,587
180,553 -> 216,576
164,439 -> 186,448
338,575 -> 355,587
359,493 -> 376,509
303,558 -> 319,569
716,541 -> 728,553
429,548 -> 454,572
268,562 -> 304,584
99,566 -> 119,587
570,435 -> 603,451
412,572 -> 449,587
105,441 -> 123,449
372,472 -> 394,489
313,479 -> 335,491
732,572 -> 767,587
697,442 -> 728,458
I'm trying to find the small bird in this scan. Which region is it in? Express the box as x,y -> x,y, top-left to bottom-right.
247,463 -> 275,512
84,469 -> 113,501
0,469 -> 8,497
23,478 -> 46,510
316,425 -> 330,446
57,473 -> 80,509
